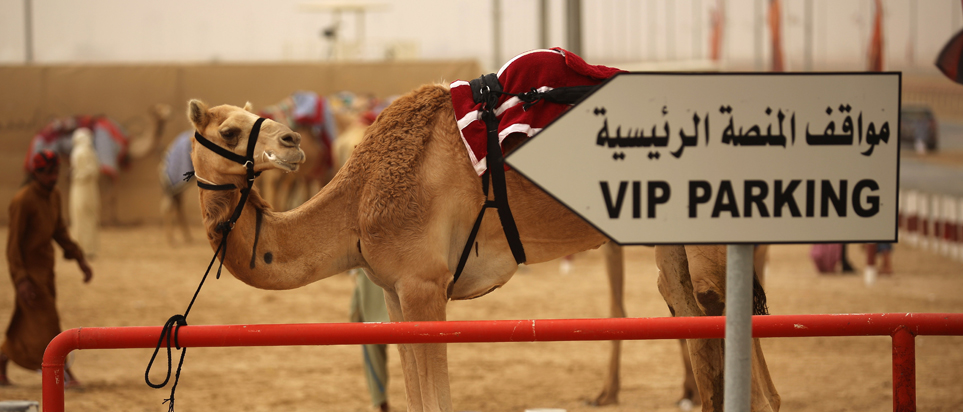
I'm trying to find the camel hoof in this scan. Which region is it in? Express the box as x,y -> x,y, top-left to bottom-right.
559,259 -> 573,275
585,394 -> 617,407
677,398 -> 694,412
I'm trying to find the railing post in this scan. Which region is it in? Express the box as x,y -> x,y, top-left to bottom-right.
42,328 -> 79,412
892,326 -> 916,412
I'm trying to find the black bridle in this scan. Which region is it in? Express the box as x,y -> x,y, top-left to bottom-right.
191,117 -> 265,228
145,117 -> 266,412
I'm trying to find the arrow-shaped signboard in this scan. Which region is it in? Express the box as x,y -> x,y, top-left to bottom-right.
506,73 -> 900,245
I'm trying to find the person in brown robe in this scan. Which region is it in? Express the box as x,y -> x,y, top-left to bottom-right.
1,150 -> 93,387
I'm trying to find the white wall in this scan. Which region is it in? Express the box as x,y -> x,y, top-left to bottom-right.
0,0 -> 959,73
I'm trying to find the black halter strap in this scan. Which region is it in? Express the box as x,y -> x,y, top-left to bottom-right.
145,117 -> 266,412
192,118 -> 265,229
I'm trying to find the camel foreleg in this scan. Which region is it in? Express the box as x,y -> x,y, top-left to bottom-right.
683,245 -> 780,412
161,193 -> 176,245
385,276 -> 453,412
384,290 -> 425,410
657,245 -> 725,412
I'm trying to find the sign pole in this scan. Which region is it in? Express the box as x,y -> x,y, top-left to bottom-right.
724,244 -> 754,412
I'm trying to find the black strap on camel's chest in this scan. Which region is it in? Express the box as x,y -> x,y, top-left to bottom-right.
451,74 -> 601,284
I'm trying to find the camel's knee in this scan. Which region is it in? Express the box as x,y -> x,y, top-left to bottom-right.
656,276 -> 675,316
693,280 -> 725,317
656,245 -> 704,318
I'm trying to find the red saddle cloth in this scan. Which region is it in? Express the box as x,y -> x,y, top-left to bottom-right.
450,47 -> 625,175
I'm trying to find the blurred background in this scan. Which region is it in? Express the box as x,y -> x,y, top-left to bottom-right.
0,0 -> 956,71
0,0 -> 961,226
1,3 -> 963,411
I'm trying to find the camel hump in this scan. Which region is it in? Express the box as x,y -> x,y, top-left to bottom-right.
351,83 -> 457,236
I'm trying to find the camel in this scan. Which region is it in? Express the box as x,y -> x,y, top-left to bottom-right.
29,104 -> 171,225
331,107 -> 371,171
186,87 -> 780,411
159,130 -> 197,245
593,243 -> 770,410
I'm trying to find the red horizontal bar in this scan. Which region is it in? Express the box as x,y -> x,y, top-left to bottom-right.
42,313 -> 963,412
44,313 -> 963,359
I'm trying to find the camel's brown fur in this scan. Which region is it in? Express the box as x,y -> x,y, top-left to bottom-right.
186,83 -> 780,412
350,85 -> 449,236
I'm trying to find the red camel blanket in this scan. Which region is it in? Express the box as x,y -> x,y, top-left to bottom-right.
450,47 -> 625,175
26,115 -> 129,178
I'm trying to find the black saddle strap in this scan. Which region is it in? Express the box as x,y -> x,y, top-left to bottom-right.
453,74 -> 527,284
451,74 -> 602,284
514,85 -> 598,109
482,109 -> 526,265
453,174 -> 493,284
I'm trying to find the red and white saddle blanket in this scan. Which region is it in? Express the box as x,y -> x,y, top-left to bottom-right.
450,47 -> 625,175
26,115 -> 129,177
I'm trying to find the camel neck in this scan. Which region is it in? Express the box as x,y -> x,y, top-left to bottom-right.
198,173 -> 363,290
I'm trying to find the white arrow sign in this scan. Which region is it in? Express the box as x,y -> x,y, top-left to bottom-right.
506,73 -> 900,245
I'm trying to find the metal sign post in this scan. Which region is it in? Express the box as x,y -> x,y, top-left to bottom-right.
505,72 -> 901,411
726,244 -> 754,412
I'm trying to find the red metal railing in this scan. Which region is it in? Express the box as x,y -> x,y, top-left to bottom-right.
42,313 -> 963,412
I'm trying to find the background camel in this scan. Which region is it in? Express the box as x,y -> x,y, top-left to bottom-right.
27,104 -> 171,225
255,91 -> 337,211
185,82 -> 779,411
158,130 -> 196,245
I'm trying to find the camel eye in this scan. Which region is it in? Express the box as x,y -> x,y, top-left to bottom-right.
219,127 -> 240,141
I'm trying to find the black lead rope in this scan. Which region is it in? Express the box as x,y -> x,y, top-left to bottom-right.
145,118 -> 266,412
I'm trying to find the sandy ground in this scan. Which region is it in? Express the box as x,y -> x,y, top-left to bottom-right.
0,225 -> 962,412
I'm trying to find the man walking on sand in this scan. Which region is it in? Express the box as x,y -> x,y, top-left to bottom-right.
1,150 -> 93,388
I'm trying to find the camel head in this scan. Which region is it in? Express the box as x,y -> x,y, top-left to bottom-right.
188,100 -> 305,182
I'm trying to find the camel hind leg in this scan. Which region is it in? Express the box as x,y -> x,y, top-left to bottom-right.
591,241 -> 625,406
678,339 -> 701,410
594,243 -> 702,410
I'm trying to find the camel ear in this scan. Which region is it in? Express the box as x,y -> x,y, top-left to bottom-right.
188,99 -> 210,129
243,101 -> 254,113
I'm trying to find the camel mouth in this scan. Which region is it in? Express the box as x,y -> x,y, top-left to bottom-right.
265,151 -> 302,172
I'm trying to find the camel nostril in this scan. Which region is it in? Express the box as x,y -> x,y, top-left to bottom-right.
281,133 -> 301,147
